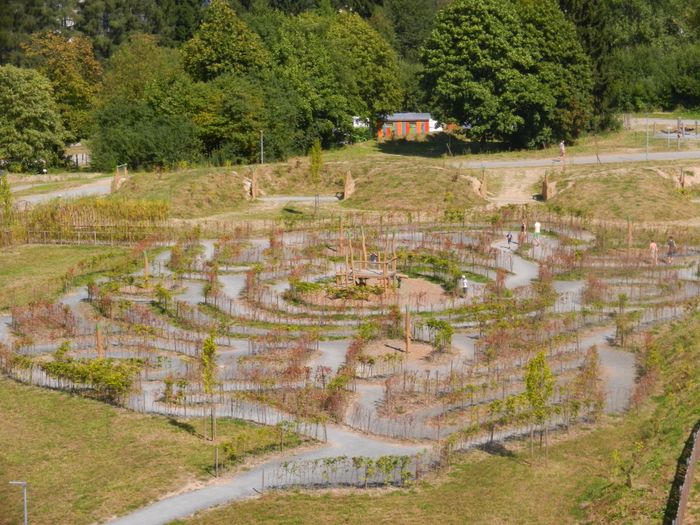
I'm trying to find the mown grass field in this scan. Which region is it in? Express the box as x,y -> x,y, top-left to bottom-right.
0,378 -> 306,525
0,245 -> 131,311
547,167 -> 700,222
174,312 -> 700,525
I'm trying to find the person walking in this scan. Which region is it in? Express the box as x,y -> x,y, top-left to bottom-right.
559,141 -> 566,160
460,275 -> 468,296
667,236 -> 677,261
506,232 -> 513,248
649,240 -> 658,266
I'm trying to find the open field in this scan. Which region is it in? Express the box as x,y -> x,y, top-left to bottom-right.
168,312 -> 700,524
0,377 -> 306,525
0,245 -> 131,311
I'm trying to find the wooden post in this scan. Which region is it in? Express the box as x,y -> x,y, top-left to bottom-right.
627,218 -> 632,259
339,215 -> 345,256
349,239 -> 355,285
361,226 -> 367,270
405,306 -> 411,354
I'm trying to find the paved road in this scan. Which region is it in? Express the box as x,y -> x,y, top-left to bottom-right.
107,425 -> 426,525
258,195 -> 339,203
15,178 -> 112,205
456,149 -> 700,170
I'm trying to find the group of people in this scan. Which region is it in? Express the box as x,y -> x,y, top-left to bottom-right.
504,220 -> 542,249
649,237 -> 677,265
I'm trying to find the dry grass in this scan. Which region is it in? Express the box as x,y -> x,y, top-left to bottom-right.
115,168 -> 248,218
547,167 -> 700,221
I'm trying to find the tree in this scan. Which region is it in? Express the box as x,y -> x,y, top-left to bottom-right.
193,73 -> 266,164
0,0 -> 70,64
182,0 -> 271,82
75,0 -> 160,57
91,35 -> 202,170
385,0 -> 437,62
201,333 -> 218,441
420,0 -> 593,148
0,65 -> 66,171
22,32 -> 102,142
524,350 -> 555,454
327,12 -> 403,121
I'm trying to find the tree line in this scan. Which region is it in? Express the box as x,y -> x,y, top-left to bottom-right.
1,0 -> 700,171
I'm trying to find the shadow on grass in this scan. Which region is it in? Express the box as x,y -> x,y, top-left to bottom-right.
168,417 -> 203,439
477,441 -> 517,458
377,134 -> 510,158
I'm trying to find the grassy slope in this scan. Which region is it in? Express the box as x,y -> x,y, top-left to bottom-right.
0,378 -> 304,525
0,245 -> 130,312
547,168 -> 700,221
176,313 -> 700,525
113,143 -> 484,217
115,168 -> 248,219
111,129 -> 699,219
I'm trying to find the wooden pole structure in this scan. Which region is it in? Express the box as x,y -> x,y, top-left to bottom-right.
361,226 -> 367,270
349,238 -> 355,285
627,218 -> 632,259
339,215 -> 344,255
405,306 -> 411,354
344,250 -> 350,286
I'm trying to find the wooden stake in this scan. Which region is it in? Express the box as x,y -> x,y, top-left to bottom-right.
405,306 -> 411,354
361,226 -> 367,270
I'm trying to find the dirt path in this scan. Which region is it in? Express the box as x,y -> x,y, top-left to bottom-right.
486,169 -> 542,207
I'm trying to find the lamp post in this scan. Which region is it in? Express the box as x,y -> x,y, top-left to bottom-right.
9,481 -> 28,525
260,130 -> 264,164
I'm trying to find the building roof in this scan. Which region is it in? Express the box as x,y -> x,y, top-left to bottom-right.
384,112 -> 431,122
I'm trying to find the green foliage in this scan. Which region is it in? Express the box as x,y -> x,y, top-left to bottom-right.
0,64 -> 66,170
91,35 -> 202,170
201,333 -> 218,396
22,32 -> 102,142
326,11 -> 403,120
182,0 -> 271,82
54,341 -> 71,361
41,357 -> 143,400
193,73 -> 265,163
327,285 -> 384,301
358,319 -> 381,341
421,0 -> 592,148
424,317 -> 453,352
524,351 -> 555,426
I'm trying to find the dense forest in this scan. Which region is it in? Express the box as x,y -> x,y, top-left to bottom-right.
1,0 -> 700,170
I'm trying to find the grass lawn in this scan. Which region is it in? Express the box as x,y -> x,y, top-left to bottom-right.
546,167 -> 700,222
175,313 -> 700,525
0,377 -> 306,525
0,245 -> 132,312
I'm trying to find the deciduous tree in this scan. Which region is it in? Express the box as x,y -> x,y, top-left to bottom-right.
0,64 -> 66,170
